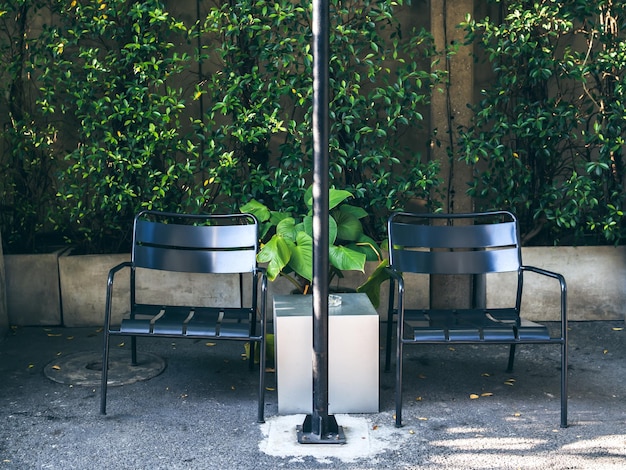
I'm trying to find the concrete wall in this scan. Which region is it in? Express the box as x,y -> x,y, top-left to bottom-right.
3,247 -> 625,327
488,246 -> 626,322
5,250 -> 65,326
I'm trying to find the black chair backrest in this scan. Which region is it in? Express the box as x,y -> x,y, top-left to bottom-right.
132,211 -> 259,274
388,211 -> 522,275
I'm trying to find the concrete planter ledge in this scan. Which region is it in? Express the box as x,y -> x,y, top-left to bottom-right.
3,246 -> 625,327
488,246 -> 626,322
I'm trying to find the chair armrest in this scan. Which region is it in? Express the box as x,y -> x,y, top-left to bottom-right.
386,267 -> 406,315
255,266 -> 268,321
386,266 -> 404,284
104,261 -> 132,327
107,261 -> 132,286
521,265 -> 567,323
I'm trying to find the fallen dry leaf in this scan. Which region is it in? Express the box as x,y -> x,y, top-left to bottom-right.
469,394 -> 480,399
205,342 -> 216,347
52,365 -> 61,371
415,396 -> 423,401
611,327 -> 623,331
481,373 -> 491,377
265,387 -> 276,391
481,392 -> 494,397
603,349 -> 609,354
513,412 -> 522,417
418,417 -> 428,421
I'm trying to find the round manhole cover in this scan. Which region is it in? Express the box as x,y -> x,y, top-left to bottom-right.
44,350 -> 166,387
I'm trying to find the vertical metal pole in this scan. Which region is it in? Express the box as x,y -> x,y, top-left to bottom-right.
297,0 -> 345,444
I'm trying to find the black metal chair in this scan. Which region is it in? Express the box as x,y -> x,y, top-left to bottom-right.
386,211 -> 567,428
100,210 -> 267,422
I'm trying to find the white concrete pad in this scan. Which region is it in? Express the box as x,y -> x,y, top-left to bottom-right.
259,414 -> 406,465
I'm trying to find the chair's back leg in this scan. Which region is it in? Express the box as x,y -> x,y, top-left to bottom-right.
506,344 -> 516,372
131,336 -> 138,366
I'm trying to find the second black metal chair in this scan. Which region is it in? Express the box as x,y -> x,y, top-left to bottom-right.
385,211 -> 567,428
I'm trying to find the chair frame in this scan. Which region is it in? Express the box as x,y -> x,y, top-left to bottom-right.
100,210 -> 267,422
386,211 -> 567,428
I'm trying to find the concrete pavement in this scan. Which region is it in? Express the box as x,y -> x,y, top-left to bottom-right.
0,320 -> 624,469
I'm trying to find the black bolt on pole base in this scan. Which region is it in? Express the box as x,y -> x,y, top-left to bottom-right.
297,414 -> 346,444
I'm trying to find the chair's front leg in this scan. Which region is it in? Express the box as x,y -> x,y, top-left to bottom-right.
395,276 -> 406,428
100,332 -> 110,415
385,276 -> 396,373
131,336 -> 138,366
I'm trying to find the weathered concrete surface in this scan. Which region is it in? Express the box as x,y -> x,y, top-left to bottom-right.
1,321 -> 625,469
57,254 -> 129,327
488,246 -> 626,321
58,254 -> 248,327
4,250 -> 65,326
4,246 -> 625,327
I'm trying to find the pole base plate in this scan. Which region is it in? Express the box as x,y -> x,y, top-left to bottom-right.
297,414 -> 347,444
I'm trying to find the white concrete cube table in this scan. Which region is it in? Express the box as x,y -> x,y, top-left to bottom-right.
273,293 -> 379,414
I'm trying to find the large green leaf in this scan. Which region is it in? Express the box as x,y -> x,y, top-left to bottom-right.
350,234 -> 384,261
333,209 -> 363,241
338,204 -> 368,220
304,186 -> 353,211
356,259 -> 389,308
257,236 -> 292,281
329,245 -> 366,272
269,210 -> 292,226
240,199 -> 271,223
288,231 -> 313,281
276,217 -> 298,242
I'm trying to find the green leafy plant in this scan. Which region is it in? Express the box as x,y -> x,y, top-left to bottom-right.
459,0 -> 626,245
0,0 -> 62,253
196,0 -> 444,242
36,0 -> 199,253
241,187 -> 383,294
0,0 -> 443,254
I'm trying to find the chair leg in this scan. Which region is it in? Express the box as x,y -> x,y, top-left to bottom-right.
100,332 -> 110,415
506,344 -> 516,372
258,338 -> 266,423
395,339 -> 404,428
385,313 -> 394,373
385,285 -> 396,372
131,336 -> 138,366
560,341 -> 568,428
